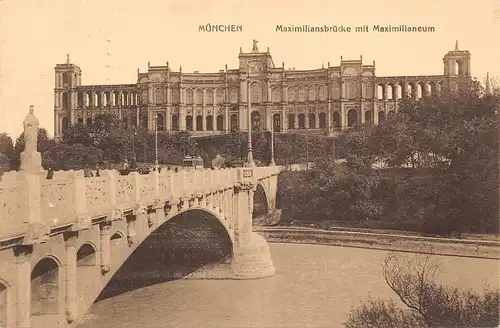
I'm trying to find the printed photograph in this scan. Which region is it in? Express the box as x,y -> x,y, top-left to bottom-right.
0,1 -> 499,327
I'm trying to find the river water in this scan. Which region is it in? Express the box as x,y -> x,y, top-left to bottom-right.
78,243 -> 499,328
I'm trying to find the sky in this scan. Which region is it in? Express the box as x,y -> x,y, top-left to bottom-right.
0,0 -> 499,139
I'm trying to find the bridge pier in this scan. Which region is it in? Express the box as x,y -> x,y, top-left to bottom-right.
230,168 -> 276,279
63,232 -> 78,324
13,245 -> 32,328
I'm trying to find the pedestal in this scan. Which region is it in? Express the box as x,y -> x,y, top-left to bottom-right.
230,232 -> 275,279
20,151 -> 44,173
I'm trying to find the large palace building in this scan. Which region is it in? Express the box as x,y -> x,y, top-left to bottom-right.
54,40 -> 471,140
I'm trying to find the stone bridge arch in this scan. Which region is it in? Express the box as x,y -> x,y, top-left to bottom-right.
253,182 -> 270,223
97,207 -> 234,302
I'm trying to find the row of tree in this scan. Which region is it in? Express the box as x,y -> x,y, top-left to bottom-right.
277,80 -> 499,235
0,112 -> 334,171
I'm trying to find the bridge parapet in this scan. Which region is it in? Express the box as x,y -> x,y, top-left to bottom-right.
0,166 -> 278,244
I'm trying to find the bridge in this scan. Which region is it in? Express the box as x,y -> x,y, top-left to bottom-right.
0,107 -> 280,328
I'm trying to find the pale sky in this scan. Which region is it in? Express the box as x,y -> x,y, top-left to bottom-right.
1,0 -> 499,139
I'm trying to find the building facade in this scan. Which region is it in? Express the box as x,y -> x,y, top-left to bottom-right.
54,40 -> 471,140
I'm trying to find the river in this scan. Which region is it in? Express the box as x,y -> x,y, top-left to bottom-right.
78,243 -> 499,328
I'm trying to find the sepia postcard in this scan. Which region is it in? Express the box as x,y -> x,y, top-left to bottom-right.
0,1 -> 499,327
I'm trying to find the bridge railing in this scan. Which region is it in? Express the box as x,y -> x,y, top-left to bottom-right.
0,166 -> 279,242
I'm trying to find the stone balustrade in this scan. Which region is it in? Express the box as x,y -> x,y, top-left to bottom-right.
0,166 -> 281,244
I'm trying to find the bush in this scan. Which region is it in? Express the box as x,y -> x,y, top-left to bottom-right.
343,252 -> 500,328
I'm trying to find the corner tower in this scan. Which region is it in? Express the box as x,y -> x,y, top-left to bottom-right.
54,54 -> 82,140
443,41 -> 471,77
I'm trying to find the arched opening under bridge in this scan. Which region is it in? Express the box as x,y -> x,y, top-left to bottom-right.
96,209 -> 233,301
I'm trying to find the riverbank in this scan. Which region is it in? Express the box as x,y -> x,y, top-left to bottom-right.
254,226 -> 500,260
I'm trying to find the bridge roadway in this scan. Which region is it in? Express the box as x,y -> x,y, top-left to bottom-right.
0,163 -> 280,328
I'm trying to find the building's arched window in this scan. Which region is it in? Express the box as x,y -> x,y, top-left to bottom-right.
230,114 -> 238,131
216,115 -> 224,131
186,115 -> 193,131
229,89 -> 238,103
287,87 -> 296,102
347,82 -> 358,99
141,115 -> 148,130
84,93 -> 90,108
250,82 -> 262,103
206,115 -> 213,131
273,113 -> 281,132
251,111 -> 260,131
155,88 -> 164,104
377,85 -> 384,100
272,88 -> 281,103
453,60 -> 460,75
185,89 -> 194,104
172,89 -> 179,103
298,87 -> 307,102
215,89 -> 224,104
298,113 -> 305,129
407,83 -> 414,98
333,111 -> 341,128
196,115 -> 203,131
204,89 -> 213,105
122,92 -> 128,106
365,111 -> 372,123
318,85 -> 327,101
396,84 -> 403,99
171,115 -> 179,131
62,92 -> 70,109
61,117 -> 69,134
141,90 -> 148,105
86,117 -> 92,126
417,83 -> 424,99
387,85 -> 394,100
347,109 -> 357,127
62,72 -> 71,86
194,89 -> 203,105
156,113 -> 165,131
103,92 -> 109,106
378,111 -> 386,123
318,112 -> 326,128
77,92 -> 84,108
308,86 -> 316,101
308,113 -> 316,129
288,114 -> 295,129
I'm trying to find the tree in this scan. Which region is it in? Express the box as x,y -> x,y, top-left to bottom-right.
344,252 -> 500,328
220,132 -> 247,161
62,122 -> 93,147
0,133 -> 14,167
62,113 -> 134,164
43,143 -> 104,170
274,135 -> 294,166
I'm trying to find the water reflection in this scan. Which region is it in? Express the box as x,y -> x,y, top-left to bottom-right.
80,243 -> 499,328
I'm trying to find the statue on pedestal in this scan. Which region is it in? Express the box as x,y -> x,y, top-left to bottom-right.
23,105 -> 39,153
20,105 -> 43,174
